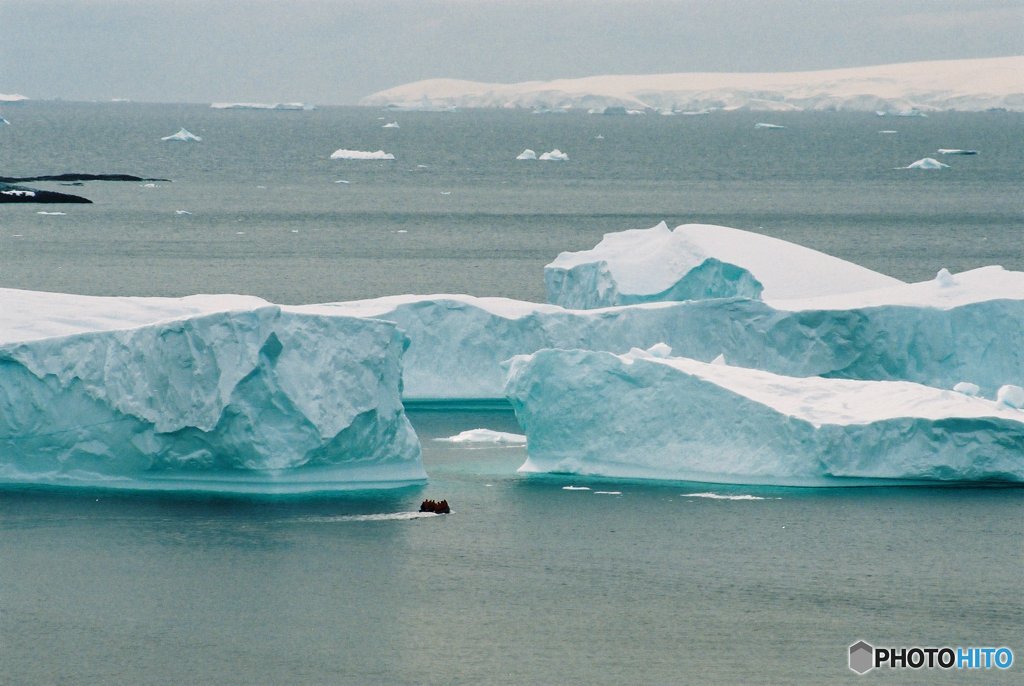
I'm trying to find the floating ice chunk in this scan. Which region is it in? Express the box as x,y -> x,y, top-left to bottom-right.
937,149 -> 978,155
330,149 -> 395,160
516,149 -> 537,160
161,128 -> 202,142
545,222 -> 902,308
0,289 -> 425,493
36,211 -> 65,216
506,349 -> 1024,485
953,382 -> 980,396
595,134 -> 605,139
904,157 -> 949,170
594,491 -> 622,495
436,429 -> 526,445
334,179 -> 350,184
996,385 -> 1024,408
754,122 -> 785,129
382,121 -> 400,128
682,493 -> 774,500
562,486 -> 591,491
175,210 -> 192,215
538,149 -> 569,161
879,130 -> 898,134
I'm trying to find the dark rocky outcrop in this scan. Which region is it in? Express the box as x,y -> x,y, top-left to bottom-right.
0,173 -> 169,183
0,182 -> 91,203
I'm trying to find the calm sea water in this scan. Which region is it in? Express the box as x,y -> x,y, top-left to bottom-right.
1,103 -> 1022,684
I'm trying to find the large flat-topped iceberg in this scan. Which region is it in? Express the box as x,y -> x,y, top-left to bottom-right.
545,222 -> 902,308
0,289 -> 424,493
361,57 -> 1024,112
299,276 -> 1024,401
211,102 -> 312,110
506,348 -> 1024,485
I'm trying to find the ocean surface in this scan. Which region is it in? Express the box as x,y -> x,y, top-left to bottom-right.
1,102 -> 1022,684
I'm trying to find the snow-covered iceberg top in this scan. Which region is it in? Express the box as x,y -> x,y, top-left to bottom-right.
0,288 -> 424,493
360,57 -> 1024,112
903,157 -> 949,170
161,128 -> 202,142
210,102 -> 312,110
545,222 -> 903,308
330,149 -> 395,160
515,149 -> 537,160
506,348 -> 1024,485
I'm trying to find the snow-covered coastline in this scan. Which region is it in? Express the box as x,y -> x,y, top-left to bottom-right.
361,56 -> 1024,112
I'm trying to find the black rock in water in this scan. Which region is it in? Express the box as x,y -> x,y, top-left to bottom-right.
0,173 -> 170,182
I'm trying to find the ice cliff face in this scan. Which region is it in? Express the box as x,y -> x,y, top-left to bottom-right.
310,264 -> 1024,401
545,222 -> 903,309
0,290 -> 424,492
505,348 -> 1024,485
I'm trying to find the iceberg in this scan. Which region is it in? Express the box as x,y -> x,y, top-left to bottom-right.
302,264 -> 1024,401
161,128 -> 202,142
937,149 -> 978,155
505,348 -> 1024,485
436,429 -> 526,445
754,122 -> 785,129
538,149 -> 569,161
0,93 -> 27,102
0,289 -> 424,492
904,157 -> 949,170
210,102 -> 312,110
515,149 -> 537,160
360,57 -> 1024,113
330,149 -> 395,160
545,222 -> 902,309
382,121 -> 400,128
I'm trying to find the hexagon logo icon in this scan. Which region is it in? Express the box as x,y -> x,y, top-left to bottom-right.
849,640 -> 874,674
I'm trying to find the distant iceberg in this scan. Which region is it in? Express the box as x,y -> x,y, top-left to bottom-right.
382,121 -> 400,128
937,149 -> 978,155
754,122 -> 785,129
903,157 -> 949,170
506,348 -> 1024,485
516,149 -> 537,160
545,222 -> 902,308
0,289 -> 424,493
360,57 -> 1024,113
161,128 -> 202,142
330,149 -> 396,160
0,93 -> 27,102
538,149 -> 569,161
436,429 -> 526,445
211,102 -> 312,110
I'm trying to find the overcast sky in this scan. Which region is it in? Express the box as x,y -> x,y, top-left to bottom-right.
2,0 -> 1022,104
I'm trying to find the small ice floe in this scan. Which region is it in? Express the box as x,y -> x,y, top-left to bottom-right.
382,121 -> 400,128
140,183 -> 157,188
290,229 -> 299,233
878,130 -> 898,134
595,134 -> 604,139
562,485 -> 591,491
937,149 -> 978,155
334,179 -> 350,184
330,149 -> 395,160
996,385 -> 1024,409
440,191 -> 451,195
754,122 -> 785,129
953,381 -> 980,397
36,211 -> 66,216
395,229 -> 408,233
682,492 -> 777,501
161,127 -> 201,142
299,511 -> 441,523
436,429 -> 527,445
516,148 -> 537,160
538,149 -> 568,161
175,210 -> 192,215
593,491 -> 622,495
903,157 -> 949,170
235,231 -> 245,235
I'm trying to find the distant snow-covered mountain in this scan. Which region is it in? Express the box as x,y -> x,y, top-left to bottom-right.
360,57 -> 1024,112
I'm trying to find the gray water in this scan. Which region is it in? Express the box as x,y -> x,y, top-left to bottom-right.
1,103 -> 1022,684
